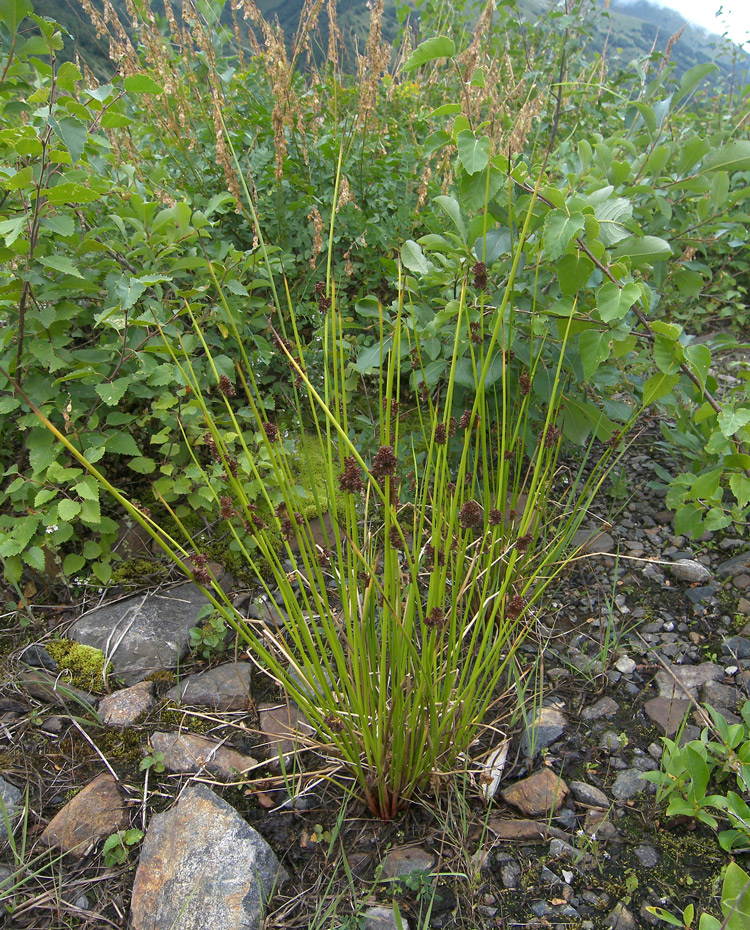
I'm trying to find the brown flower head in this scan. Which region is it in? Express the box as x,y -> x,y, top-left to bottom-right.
506,594 -> 526,619
516,532 -> 533,552
434,422 -> 447,445
424,607 -> 447,630
543,425 -> 561,449
204,432 -> 219,460
389,526 -> 403,550
220,496 -> 234,520
371,445 -> 397,480
449,416 -> 457,438
263,421 -> 278,442
224,456 -> 239,479
339,455 -> 364,493
472,260 -> 487,290
218,375 -> 236,397
459,410 -> 479,430
488,508 -> 503,526
519,370 -> 531,396
313,281 -> 326,297
459,500 -> 483,530
191,553 -> 211,586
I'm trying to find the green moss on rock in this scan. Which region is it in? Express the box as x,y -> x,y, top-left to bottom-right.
46,639 -> 112,694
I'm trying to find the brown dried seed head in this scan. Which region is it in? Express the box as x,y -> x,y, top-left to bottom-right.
519,370 -> 531,395
459,500 -> 483,529
371,445 -> 397,480
434,422 -> 447,445
506,594 -> 526,619
339,456 -> 364,493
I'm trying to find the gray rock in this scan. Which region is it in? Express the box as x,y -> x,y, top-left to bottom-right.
635,844 -> 659,868
130,783 -> 286,930
165,662 -> 253,711
248,596 -> 289,628
685,586 -> 716,604
723,637 -> 750,660
571,529 -> 615,555
644,697 -> 691,737
99,680 -> 155,727
717,550 -> 750,578
68,584 -> 208,685
497,855 -> 521,889
610,769 -> 644,801
570,781 -> 609,809
259,702 -> 314,767
16,668 -> 97,711
522,705 -> 566,757
150,732 -> 257,779
19,644 -> 57,671
655,662 -> 724,700
599,730 -> 625,752
701,679 -> 739,710
364,906 -> 410,930
0,776 -> 22,840
381,846 -> 434,879
667,560 -> 712,583
607,902 -> 638,929
548,837 -> 595,870
531,901 -> 580,919
581,697 -> 619,721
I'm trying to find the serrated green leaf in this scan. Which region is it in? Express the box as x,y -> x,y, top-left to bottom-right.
0,0 -> 33,35
95,378 -> 131,406
123,74 -> 164,94
593,196 -> 633,246
579,330 -> 612,380
22,546 -> 45,572
675,63 -> 718,106
48,115 -> 87,164
40,214 -> 75,237
39,254 -> 83,278
80,497 -> 101,525
402,36 -> 455,72
718,407 -> 750,438
730,475 -> 750,510
543,211 -> 585,261
44,182 -> 102,204
92,560 -> 112,583
106,433 -> 140,456
128,456 -> 157,474
58,498 -> 81,521
643,371 -> 679,405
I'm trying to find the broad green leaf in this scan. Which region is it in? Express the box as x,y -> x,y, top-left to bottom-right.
0,0 -> 33,35
0,514 -> 41,557
58,499 -> 81,521
579,330 -> 612,380
674,503 -> 704,538
717,407 -> 750,438
673,268 -> 704,297
39,255 -> 83,278
22,546 -> 45,572
434,195 -> 466,240
44,182 -> 102,204
613,235 -> 672,266
643,372 -> 679,405
48,115 -> 87,163
95,378 -> 131,406
674,63 -> 718,106
400,239 -> 432,275
63,553 -> 86,575
116,276 -> 147,310
429,103 -> 462,117
543,211 -> 585,261
473,228 -> 511,265
654,334 -> 684,374
123,74 -> 164,94
685,343 -> 711,391
558,253 -> 594,296
106,433 -> 140,456
597,281 -> 640,323
40,214 -> 75,237
722,862 -> 750,927
700,141 -> 750,175
0,216 -> 26,246
402,36 -> 455,72
593,196 -> 633,246
456,130 -> 490,176
75,476 -> 99,501
92,560 -> 112,583
730,475 -> 750,509
128,456 -> 157,474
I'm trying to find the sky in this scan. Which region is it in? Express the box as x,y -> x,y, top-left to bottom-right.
630,1 -> 750,48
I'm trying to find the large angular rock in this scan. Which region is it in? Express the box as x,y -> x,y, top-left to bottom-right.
655,662 -> 723,700
99,680 -> 155,727
521,705 -> 567,758
130,783 -> 287,930
501,768 -> 569,817
165,662 -> 253,711
258,702 -> 314,767
150,731 -> 257,779
68,584 -> 209,685
717,550 -> 750,578
40,772 -> 128,857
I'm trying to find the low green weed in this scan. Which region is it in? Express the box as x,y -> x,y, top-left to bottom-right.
647,861 -> 750,930
643,701 -> 750,852
101,828 -> 144,868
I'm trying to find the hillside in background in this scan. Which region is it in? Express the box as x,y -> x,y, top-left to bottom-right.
34,0 -> 750,89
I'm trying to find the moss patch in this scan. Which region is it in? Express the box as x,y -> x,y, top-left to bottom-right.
45,639 -> 112,694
